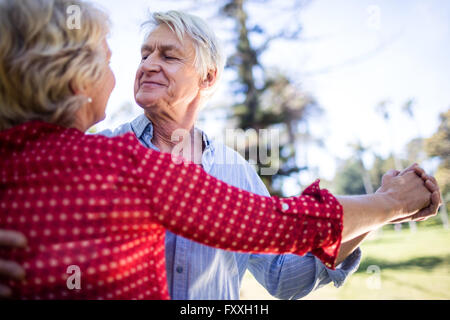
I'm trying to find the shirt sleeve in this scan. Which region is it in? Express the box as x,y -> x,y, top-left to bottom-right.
117,133 -> 344,269
237,159 -> 361,298
314,247 -> 362,290
247,248 -> 362,299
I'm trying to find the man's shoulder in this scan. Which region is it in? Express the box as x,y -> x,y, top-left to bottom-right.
212,140 -> 254,168
97,114 -> 150,138
97,122 -> 133,138
209,140 -> 269,196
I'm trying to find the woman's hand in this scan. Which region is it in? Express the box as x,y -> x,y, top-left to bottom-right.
0,230 -> 27,298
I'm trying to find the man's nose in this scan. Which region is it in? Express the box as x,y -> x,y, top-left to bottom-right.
141,53 -> 162,73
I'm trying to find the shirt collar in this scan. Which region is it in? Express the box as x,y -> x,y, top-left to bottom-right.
130,114 -> 215,155
130,114 -> 154,141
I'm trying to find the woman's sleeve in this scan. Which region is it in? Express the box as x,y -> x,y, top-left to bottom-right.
121,134 -> 343,269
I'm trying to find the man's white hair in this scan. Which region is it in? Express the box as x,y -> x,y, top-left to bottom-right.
142,10 -> 225,88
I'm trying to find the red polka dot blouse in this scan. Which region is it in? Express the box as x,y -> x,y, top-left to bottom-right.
0,121 -> 343,300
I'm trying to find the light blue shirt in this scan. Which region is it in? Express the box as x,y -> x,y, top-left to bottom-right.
99,114 -> 361,300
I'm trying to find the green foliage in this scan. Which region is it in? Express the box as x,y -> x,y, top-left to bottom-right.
425,109 -> 450,208
333,159 -> 366,195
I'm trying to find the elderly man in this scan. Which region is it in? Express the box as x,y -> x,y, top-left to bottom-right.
0,10 -> 441,299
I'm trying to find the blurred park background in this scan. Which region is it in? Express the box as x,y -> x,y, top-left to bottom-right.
91,0 -> 450,299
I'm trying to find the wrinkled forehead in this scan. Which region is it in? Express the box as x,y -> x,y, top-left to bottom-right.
143,24 -> 181,46
141,24 -> 195,54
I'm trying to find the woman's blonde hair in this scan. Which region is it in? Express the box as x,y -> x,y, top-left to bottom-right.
0,0 -> 110,130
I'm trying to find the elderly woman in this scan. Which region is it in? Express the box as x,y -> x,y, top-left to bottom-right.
0,0 -> 439,300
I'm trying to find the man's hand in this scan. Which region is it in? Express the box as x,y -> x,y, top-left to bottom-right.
376,164 -> 432,221
0,230 -> 27,298
389,165 -> 442,224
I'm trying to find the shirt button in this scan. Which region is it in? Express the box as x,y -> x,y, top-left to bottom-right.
176,266 -> 183,274
282,203 -> 290,211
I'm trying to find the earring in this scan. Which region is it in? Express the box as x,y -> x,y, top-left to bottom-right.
87,97 -> 93,103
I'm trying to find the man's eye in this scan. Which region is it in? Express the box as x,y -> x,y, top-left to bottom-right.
141,56 -> 148,61
165,56 -> 177,60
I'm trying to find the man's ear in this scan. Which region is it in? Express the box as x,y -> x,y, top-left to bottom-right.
199,69 -> 218,90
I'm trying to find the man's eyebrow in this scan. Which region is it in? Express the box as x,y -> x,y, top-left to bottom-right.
141,44 -> 152,52
141,44 -> 183,55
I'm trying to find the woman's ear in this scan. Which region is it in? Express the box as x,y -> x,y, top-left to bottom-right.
199,69 -> 218,90
69,79 -> 88,96
69,80 -> 92,103
69,79 -> 80,95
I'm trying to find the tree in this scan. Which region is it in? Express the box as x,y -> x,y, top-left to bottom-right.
219,0 -> 322,196
375,100 -> 402,170
333,158 -> 366,196
425,109 -> 450,228
425,110 -> 450,195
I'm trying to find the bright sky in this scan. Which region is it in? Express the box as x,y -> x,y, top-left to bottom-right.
92,0 -> 450,188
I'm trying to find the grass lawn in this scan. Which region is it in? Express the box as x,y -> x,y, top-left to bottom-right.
240,225 -> 450,300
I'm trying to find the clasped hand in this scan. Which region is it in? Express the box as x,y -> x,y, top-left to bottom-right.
376,163 -> 442,223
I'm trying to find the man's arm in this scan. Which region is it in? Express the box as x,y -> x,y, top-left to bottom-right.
243,158 -> 364,299
246,167 -> 433,299
246,164 -> 438,299
334,232 -> 369,265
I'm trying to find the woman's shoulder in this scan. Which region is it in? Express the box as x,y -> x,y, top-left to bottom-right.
83,129 -> 138,146
82,130 -> 151,159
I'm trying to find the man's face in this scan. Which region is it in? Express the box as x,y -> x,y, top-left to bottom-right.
134,25 -> 202,115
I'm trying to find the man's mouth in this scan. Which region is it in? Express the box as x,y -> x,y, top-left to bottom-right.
140,80 -> 166,89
